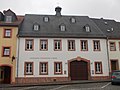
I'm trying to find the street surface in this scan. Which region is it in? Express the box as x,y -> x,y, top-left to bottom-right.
0,82 -> 120,90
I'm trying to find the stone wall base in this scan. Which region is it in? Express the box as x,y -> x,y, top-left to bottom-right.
91,76 -> 110,80
15,77 -> 69,84
15,76 -> 110,84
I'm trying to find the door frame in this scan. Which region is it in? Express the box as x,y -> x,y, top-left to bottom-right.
68,56 -> 91,80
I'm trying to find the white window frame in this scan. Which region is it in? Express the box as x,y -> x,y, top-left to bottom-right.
40,40 -> 48,51
6,16 -> 12,23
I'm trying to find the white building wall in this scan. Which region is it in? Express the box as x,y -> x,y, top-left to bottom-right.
108,40 -> 120,70
18,38 -> 109,77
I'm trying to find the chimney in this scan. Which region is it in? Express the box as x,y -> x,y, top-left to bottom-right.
55,6 -> 62,16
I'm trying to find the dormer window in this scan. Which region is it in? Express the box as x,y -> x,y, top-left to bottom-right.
6,16 -> 12,23
71,18 -> 76,23
85,26 -> 90,32
60,24 -> 66,31
44,17 -> 49,22
33,24 -> 39,31
84,25 -> 91,32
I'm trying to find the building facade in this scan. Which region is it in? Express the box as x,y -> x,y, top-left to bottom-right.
92,19 -> 120,73
16,7 -> 110,84
0,9 -> 23,84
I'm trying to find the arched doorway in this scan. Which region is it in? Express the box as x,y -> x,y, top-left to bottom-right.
68,57 -> 90,80
0,66 -> 11,84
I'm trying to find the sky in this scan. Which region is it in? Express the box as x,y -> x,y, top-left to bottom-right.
0,0 -> 120,21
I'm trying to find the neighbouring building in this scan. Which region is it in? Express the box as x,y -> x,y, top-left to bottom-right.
16,7 -> 110,84
0,9 -> 23,84
92,18 -> 120,73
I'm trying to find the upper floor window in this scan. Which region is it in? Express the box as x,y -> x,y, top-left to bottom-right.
110,42 -> 116,51
40,40 -> 48,51
6,16 -> 12,23
95,62 -> 103,74
54,62 -> 62,74
44,17 -> 49,22
84,24 -> 91,32
80,40 -> 88,51
60,24 -> 66,31
68,40 -> 75,51
93,40 -> 100,51
25,39 -> 34,51
3,47 -> 10,57
4,29 -> 12,38
70,18 -> 76,23
24,62 -> 33,75
85,26 -> 90,32
33,25 -> 39,31
54,40 -> 62,51
40,62 -> 48,75
119,42 -> 120,51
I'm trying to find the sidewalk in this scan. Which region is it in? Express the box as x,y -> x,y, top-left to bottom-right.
0,80 -> 110,88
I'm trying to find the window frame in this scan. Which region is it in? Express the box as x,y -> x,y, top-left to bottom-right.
44,17 -> 49,22
39,62 -> 48,75
24,62 -> 34,75
25,39 -> 34,51
4,29 -> 12,38
54,40 -> 62,51
2,47 -> 11,57
80,40 -> 88,51
60,25 -> 66,31
109,42 -> 116,51
40,39 -> 48,51
6,16 -> 12,23
70,17 -> 76,23
94,62 -> 103,74
68,40 -> 75,51
54,62 -> 62,75
33,24 -> 39,31
93,40 -> 101,51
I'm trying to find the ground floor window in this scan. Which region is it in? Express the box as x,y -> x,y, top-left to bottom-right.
24,62 -> 33,75
39,62 -> 48,75
95,62 -> 103,74
54,62 -> 62,74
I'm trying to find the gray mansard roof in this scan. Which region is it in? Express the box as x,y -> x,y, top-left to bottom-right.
92,18 -> 120,39
19,14 -> 106,38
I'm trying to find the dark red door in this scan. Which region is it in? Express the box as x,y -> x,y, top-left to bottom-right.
70,60 -> 88,80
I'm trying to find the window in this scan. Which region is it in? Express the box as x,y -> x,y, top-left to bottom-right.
68,40 -> 75,51
95,62 -> 103,74
40,40 -> 48,51
3,47 -> 10,57
80,40 -> 88,51
54,40 -> 62,51
25,39 -> 34,51
6,16 -> 12,23
4,29 -> 12,38
44,17 -> 49,22
33,25 -> 39,31
93,40 -> 100,51
71,18 -> 76,23
119,42 -> 120,51
85,26 -> 90,32
24,62 -> 33,75
40,62 -> 48,75
54,62 -> 62,74
60,25 -> 66,31
110,42 -> 116,51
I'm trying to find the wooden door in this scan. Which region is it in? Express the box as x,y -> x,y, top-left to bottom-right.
70,60 -> 88,80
